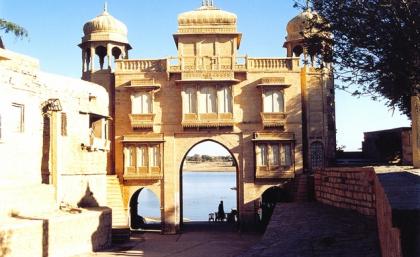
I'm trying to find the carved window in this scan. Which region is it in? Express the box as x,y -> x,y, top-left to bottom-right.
310,142 -> 324,169
218,86 -> 232,113
11,103 -> 24,133
131,92 -> 152,114
199,86 -> 216,114
123,144 -> 161,175
149,145 -> 160,167
183,86 -> 197,114
263,89 -> 284,113
256,142 -> 292,169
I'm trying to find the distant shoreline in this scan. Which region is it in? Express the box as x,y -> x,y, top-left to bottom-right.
183,161 -> 236,172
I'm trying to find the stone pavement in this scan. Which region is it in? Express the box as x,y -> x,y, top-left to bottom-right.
239,202 -> 380,257
75,222 -> 261,257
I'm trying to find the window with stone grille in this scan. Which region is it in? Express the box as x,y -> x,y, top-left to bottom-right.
310,142 -> 324,169
11,103 -> 24,133
256,142 -> 292,169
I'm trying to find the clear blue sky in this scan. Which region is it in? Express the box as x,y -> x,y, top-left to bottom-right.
1,0 -> 410,152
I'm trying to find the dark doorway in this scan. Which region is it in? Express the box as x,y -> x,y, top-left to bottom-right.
129,188 -> 161,231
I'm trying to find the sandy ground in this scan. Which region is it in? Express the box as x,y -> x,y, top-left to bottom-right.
183,161 -> 236,172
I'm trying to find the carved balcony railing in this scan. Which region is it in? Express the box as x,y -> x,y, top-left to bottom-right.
167,56 -> 300,73
182,112 -> 234,128
123,166 -> 162,180
261,112 -> 287,128
129,114 -> 155,129
116,59 -> 167,73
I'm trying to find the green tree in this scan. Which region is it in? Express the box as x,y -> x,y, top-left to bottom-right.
0,19 -> 28,39
300,0 -> 419,117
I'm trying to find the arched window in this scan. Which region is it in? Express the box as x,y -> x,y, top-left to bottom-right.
263,89 -> 284,113
95,46 -> 107,70
310,142 -> 324,169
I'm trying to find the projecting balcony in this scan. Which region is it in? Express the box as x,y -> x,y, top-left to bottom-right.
129,114 -> 155,129
182,113 -> 234,128
123,166 -> 162,180
261,112 -> 287,128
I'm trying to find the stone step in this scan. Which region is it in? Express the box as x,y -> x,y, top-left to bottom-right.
112,227 -> 130,243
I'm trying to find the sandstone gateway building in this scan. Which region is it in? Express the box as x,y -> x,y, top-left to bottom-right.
80,2 -> 335,234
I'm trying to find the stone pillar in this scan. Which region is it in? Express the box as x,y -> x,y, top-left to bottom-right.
82,50 -> 86,73
412,96 -> 420,168
107,43 -> 111,69
90,47 -> 95,71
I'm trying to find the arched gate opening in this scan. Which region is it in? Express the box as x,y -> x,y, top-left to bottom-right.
179,140 -> 239,227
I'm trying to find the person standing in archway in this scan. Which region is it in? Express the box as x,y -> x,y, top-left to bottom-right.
218,200 -> 225,221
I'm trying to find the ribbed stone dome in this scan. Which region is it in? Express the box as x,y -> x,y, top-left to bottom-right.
286,9 -> 315,41
178,5 -> 237,27
82,8 -> 129,44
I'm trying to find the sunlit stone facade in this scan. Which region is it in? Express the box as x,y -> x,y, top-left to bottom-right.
80,2 -> 336,233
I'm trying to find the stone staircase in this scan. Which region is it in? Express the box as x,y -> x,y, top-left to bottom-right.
106,175 -> 130,242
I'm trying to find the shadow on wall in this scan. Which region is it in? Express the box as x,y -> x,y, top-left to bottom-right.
77,184 -> 99,208
0,230 -> 11,257
89,208 -> 112,252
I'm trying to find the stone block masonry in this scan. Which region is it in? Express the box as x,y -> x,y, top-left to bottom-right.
314,167 -> 376,216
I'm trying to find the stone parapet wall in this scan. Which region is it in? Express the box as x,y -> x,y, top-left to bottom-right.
374,174 -> 402,257
314,167 -> 406,257
412,96 -> 420,168
314,167 -> 376,216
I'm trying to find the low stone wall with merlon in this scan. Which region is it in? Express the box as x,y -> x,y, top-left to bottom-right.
0,207 -> 111,257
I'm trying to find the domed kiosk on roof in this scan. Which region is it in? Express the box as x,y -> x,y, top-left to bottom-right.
82,7 -> 129,44
79,3 -> 131,77
285,9 -> 315,42
283,8 -> 326,59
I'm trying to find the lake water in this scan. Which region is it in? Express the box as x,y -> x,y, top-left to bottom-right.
138,171 -> 237,221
